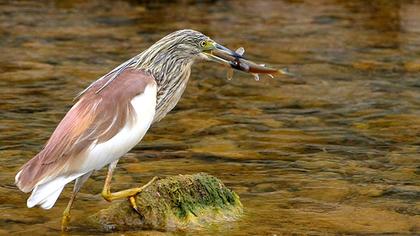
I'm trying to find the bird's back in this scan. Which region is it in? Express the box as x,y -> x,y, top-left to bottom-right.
15,69 -> 156,203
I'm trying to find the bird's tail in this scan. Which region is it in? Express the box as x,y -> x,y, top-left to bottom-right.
15,151 -> 54,193
14,150 -> 75,209
25,174 -> 82,209
16,160 -> 83,209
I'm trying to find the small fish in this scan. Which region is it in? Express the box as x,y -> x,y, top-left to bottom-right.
233,57 -> 293,81
212,47 -> 293,81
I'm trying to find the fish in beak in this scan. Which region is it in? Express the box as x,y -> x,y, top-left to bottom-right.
202,42 -> 293,81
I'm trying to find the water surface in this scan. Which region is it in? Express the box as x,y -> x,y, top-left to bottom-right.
0,0 -> 419,235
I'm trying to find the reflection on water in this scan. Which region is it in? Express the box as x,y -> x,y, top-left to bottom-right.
0,0 -> 419,235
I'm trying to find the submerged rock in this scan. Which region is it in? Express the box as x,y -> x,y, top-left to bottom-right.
86,173 -> 243,232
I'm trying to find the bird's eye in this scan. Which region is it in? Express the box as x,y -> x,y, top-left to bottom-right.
200,40 -> 207,48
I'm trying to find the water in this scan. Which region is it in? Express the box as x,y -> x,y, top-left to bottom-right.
0,0 -> 419,235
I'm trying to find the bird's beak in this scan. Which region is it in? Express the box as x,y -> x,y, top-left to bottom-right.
201,42 -> 244,67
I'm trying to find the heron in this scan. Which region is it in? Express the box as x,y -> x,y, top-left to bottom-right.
14,29 -> 273,231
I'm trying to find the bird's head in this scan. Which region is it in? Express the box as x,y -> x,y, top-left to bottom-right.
140,29 -> 243,69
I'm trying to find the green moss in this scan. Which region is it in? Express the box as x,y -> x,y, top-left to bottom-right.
86,173 -> 242,232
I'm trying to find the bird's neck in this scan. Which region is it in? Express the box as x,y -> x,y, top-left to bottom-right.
135,49 -> 195,122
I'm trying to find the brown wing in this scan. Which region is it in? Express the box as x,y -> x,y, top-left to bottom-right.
16,68 -> 155,192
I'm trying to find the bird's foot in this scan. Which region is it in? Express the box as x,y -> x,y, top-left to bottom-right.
128,176 -> 158,214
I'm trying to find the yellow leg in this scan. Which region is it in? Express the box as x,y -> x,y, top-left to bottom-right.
61,194 -> 75,231
61,171 -> 92,231
101,160 -> 157,212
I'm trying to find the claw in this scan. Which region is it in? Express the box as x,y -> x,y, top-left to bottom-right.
129,196 -> 141,214
126,176 -> 159,215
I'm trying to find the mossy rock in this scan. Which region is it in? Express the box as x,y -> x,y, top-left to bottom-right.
86,173 -> 243,232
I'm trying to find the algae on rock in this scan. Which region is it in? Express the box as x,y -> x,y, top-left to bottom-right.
87,173 -> 243,231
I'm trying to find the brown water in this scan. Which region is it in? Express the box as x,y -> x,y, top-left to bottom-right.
0,0 -> 419,235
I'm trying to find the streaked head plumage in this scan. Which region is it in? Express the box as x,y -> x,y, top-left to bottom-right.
141,29 -> 214,62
